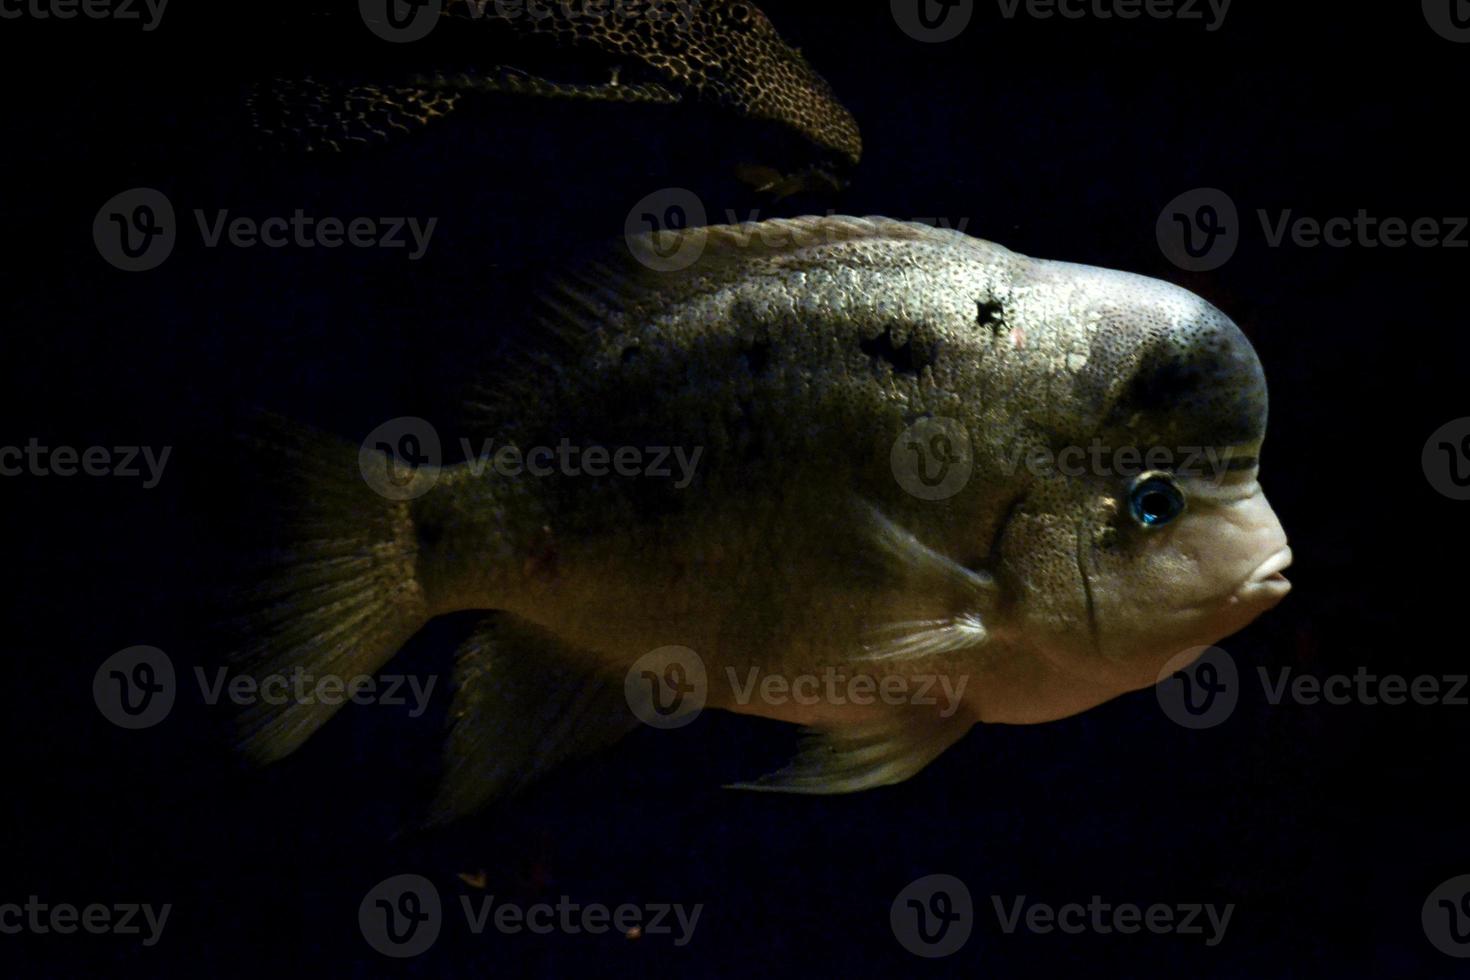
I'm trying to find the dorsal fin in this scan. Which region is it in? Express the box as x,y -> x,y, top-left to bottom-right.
536,215 -> 976,340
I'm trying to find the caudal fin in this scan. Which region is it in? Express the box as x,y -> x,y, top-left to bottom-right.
223,416 -> 433,764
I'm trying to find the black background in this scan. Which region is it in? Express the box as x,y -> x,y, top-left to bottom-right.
4,1 -> 1469,976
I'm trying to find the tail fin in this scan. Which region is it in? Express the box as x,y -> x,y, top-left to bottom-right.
224,416 -> 432,763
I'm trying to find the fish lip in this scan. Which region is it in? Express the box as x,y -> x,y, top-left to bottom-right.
1250,546 -> 1294,582
1236,546 -> 1293,600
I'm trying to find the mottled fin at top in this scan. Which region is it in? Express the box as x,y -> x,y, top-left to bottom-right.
429,613 -> 638,824
725,711 -> 970,795
247,71 -> 680,154
246,76 -> 467,153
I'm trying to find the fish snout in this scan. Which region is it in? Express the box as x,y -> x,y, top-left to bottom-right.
1238,544 -> 1293,604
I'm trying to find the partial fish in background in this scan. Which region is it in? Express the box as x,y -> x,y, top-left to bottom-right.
224,216 -> 1291,821
248,0 -> 862,194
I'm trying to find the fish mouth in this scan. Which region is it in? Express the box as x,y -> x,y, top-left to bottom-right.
1236,546 -> 1293,601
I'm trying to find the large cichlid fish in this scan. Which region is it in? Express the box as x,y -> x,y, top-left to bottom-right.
229,216 -> 1291,820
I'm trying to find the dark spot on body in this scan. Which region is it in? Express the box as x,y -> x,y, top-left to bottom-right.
976,299 -> 1005,334
621,345 -> 640,363
860,327 -> 936,376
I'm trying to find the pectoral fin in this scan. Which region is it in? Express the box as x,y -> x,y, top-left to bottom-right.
851,500 -> 997,663
430,613 -> 638,824
725,712 -> 969,795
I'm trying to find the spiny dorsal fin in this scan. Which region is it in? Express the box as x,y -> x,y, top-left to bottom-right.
535,215 -> 979,339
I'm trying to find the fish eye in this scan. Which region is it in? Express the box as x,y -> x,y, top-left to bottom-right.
1128,473 -> 1185,528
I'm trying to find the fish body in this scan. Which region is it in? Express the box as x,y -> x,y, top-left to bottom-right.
232,216 -> 1291,810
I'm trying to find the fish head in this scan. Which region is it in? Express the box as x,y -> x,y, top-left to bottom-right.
987,263 -> 1289,698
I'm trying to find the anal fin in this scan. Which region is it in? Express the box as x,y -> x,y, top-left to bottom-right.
725,711 -> 969,795
430,613 -> 637,824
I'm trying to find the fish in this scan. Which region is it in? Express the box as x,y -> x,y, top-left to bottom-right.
225,215 -> 1291,819
248,0 -> 862,194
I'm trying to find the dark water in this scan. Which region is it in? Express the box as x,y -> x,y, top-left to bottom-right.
4,3 -> 1469,977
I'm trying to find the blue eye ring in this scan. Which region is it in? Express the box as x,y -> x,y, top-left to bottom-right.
1128,473 -> 1185,528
